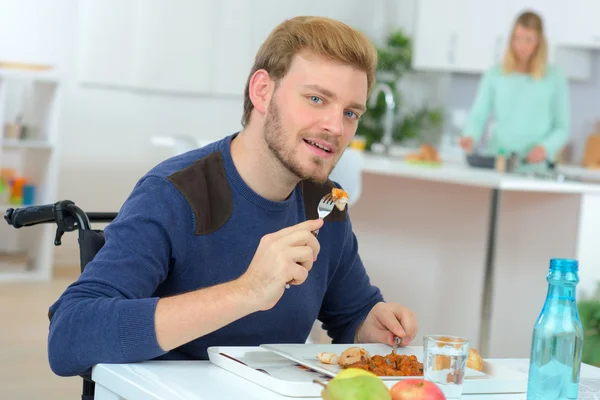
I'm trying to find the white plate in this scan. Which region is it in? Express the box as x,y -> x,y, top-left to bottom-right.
260,343 -> 485,381
207,346 -> 326,397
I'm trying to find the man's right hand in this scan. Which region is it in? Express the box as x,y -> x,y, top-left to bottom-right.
239,219 -> 324,311
459,136 -> 473,153
154,218 -> 323,352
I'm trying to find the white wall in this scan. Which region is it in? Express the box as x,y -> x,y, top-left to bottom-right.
0,0 -> 74,67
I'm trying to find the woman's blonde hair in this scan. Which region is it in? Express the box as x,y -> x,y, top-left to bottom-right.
241,16 -> 378,127
502,11 -> 548,79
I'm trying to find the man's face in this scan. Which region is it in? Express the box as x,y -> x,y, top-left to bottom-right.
263,51 -> 368,183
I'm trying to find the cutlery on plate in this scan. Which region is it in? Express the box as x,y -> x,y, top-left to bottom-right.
219,352 -> 270,375
392,336 -> 403,354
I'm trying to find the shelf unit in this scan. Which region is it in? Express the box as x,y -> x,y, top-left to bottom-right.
0,67 -> 62,282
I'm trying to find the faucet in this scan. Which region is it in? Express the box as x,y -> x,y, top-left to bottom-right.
368,83 -> 396,155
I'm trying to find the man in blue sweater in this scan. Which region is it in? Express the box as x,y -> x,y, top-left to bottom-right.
47,16 -> 418,377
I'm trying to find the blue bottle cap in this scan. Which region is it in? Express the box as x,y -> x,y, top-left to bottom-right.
549,258 -> 578,272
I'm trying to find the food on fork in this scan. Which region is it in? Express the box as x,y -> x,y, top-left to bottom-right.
316,351 -> 338,365
331,188 -> 349,211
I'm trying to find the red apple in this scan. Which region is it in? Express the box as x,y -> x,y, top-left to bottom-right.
390,379 -> 446,400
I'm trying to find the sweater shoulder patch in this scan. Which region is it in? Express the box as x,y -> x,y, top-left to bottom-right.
299,180 -> 347,222
167,151 -> 232,235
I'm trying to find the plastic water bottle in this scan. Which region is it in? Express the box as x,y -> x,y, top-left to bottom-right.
526,258 -> 584,399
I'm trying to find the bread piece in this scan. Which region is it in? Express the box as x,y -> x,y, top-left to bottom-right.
467,348 -> 484,371
583,134 -> 600,169
404,153 -> 423,162
422,144 -> 441,162
403,144 -> 441,163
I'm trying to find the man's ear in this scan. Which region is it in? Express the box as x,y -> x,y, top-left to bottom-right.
248,69 -> 273,116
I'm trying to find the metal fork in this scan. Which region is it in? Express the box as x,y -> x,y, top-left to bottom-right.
314,193 -> 335,237
392,336 -> 403,354
285,193 -> 337,289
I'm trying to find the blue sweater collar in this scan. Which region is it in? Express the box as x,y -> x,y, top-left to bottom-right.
220,133 -> 298,212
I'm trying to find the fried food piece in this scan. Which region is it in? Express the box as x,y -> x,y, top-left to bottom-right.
467,348 -> 484,371
338,347 -> 370,367
387,354 -> 423,376
343,352 -> 423,377
421,144 -> 440,162
404,144 -> 441,163
316,352 -> 338,365
331,188 -> 349,211
404,153 -> 423,162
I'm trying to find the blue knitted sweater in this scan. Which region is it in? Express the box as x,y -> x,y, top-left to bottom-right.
47,134 -> 383,377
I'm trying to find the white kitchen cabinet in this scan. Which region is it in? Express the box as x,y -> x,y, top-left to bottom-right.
559,0 -> 600,49
411,0 -> 593,79
249,0 -> 386,59
501,0 -> 561,60
131,0 -> 218,94
77,0 -> 388,97
413,0 -> 502,73
290,0 -> 386,45
412,0 -> 460,71
452,0 -> 505,73
213,0 -> 254,97
499,0 -> 591,81
76,0 -> 138,88
77,0 -> 217,94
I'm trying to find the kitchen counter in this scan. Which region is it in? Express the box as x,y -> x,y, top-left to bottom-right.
362,153 -> 600,194
319,152 -> 600,361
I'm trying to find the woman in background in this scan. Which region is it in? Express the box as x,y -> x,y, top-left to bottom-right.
460,11 -> 570,164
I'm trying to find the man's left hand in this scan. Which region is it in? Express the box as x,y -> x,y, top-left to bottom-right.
355,302 -> 418,346
527,145 -> 546,163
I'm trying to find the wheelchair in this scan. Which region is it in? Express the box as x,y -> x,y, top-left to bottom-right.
4,200 -> 118,400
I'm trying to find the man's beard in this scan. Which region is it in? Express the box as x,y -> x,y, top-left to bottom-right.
263,97 -> 339,184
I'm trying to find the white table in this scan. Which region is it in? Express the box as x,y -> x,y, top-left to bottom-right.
91,358 -> 600,399
344,154 -> 600,358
